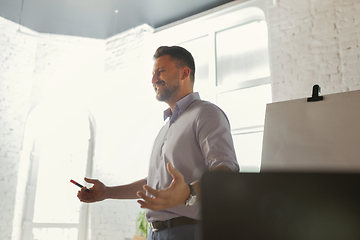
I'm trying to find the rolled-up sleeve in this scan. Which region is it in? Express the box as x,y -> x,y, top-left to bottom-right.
195,104 -> 239,172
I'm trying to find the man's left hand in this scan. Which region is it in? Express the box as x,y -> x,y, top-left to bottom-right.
137,163 -> 190,210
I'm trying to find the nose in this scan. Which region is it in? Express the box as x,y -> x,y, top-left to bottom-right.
152,72 -> 158,84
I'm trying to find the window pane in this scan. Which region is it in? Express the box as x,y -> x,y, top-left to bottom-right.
216,21 -> 270,86
217,84 -> 272,130
33,228 -> 78,240
233,132 -> 263,172
179,36 -> 213,101
33,108 -> 90,223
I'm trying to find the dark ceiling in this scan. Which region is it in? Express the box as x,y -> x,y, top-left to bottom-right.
0,0 -> 236,39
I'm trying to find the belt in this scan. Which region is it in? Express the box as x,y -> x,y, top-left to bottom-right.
151,216 -> 200,232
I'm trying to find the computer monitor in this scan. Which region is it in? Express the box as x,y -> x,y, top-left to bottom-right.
200,171 -> 360,240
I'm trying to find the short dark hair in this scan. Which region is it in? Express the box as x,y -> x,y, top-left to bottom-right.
154,46 -> 195,83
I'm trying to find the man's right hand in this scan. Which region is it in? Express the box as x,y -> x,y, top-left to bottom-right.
77,177 -> 108,203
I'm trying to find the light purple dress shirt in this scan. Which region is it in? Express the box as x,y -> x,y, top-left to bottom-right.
146,92 -> 239,222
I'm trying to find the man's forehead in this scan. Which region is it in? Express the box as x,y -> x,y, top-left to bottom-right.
153,55 -> 174,70
152,63 -> 165,72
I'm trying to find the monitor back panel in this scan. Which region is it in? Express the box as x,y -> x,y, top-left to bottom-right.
200,171 -> 360,240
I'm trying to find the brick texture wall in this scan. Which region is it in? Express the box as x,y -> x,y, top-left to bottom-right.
0,18 -> 37,240
267,0 -> 360,102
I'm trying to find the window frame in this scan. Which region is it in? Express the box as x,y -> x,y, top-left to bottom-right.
20,103 -> 96,240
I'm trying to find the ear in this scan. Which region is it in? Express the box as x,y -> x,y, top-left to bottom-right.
181,67 -> 191,80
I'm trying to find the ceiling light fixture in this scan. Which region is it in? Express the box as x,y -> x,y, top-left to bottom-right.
113,9 -> 119,35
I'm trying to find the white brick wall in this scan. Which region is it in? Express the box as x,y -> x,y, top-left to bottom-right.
267,0 -> 360,102
2,0 -> 360,239
0,18 -> 37,240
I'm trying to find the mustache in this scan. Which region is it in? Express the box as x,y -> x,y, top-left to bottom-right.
153,80 -> 165,88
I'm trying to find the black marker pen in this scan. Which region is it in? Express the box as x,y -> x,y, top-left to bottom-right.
70,179 -> 91,193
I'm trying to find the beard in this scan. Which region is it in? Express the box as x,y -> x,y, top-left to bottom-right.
156,87 -> 174,101
154,74 -> 180,102
156,82 -> 180,102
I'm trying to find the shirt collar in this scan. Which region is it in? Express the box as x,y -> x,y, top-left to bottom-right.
163,92 -> 201,121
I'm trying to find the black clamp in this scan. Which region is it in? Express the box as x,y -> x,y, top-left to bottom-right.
307,84 -> 323,102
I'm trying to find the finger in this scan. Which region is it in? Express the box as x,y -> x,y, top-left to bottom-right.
167,163 -> 182,180
137,191 -> 158,205
77,190 -> 91,203
137,200 -> 156,210
137,199 -> 162,211
84,177 -> 98,184
137,190 -> 168,209
143,185 -> 161,198
137,190 -> 150,199
80,186 -> 90,194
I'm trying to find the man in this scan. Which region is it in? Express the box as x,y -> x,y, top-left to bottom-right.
77,46 -> 239,240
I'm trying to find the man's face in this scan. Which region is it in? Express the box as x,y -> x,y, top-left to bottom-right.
152,55 -> 181,102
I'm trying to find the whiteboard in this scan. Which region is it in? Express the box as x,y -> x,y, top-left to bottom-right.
261,89 -> 360,172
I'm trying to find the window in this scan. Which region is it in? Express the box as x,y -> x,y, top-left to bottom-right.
217,84 -> 271,172
216,21 -> 270,86
21,99 -> 95,240
215,19 -> 271,172
150,0 -> 271,172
